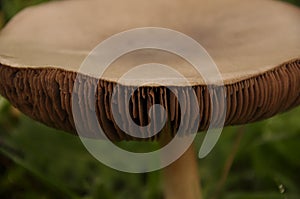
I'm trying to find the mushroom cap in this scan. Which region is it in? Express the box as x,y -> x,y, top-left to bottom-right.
0,0 -> 299,140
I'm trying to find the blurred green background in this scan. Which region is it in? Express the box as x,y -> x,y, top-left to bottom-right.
0,0 -> 300,199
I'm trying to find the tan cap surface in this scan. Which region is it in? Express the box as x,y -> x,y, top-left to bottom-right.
0,0 -> 299,85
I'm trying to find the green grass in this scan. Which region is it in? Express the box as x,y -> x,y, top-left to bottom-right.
1,97 -> 300,199
0,0 -> 300,198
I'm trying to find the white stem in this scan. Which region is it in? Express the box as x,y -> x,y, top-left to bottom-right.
162,144 -> 202,199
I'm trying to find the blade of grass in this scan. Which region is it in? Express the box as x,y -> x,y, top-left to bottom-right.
0,144 -> 78,199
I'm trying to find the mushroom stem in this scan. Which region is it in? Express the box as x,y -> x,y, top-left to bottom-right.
161,144 -> 202,199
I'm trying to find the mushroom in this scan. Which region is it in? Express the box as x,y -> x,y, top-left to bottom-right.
0,0 -> 299,199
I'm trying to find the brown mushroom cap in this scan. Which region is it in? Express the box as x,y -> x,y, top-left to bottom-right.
0,0 -> 299,140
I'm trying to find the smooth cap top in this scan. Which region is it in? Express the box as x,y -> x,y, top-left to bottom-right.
0,0 -> 299,86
